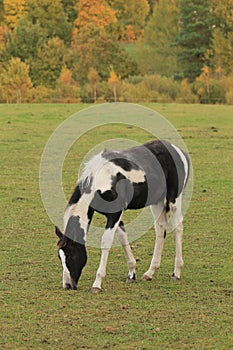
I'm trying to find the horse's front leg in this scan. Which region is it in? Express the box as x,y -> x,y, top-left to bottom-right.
91,212 -> 122,293
116,221 -> 136,283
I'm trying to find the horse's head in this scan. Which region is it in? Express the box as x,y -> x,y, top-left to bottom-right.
55,226 -> 87,290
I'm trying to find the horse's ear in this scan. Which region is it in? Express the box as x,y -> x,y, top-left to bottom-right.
55,226 -> 63,239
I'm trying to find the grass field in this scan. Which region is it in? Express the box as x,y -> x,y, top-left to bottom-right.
0,103 -> 232,349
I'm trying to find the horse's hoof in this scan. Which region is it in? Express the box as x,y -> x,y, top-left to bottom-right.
142,274 -> 152,281
126,273 -> 136,283
91,287 -> 102,294
171,273 -> 180,281
126,277 -> 136,283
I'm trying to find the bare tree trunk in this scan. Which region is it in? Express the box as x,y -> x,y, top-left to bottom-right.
94,83 -> 97,102
113,84 -> 117,102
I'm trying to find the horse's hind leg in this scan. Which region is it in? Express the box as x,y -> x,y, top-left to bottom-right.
116,221 -> 136,282
142,202 -> 167,281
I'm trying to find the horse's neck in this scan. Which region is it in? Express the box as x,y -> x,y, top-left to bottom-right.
64,192 -> 94,232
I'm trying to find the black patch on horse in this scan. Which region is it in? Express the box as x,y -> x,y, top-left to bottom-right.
65,216 -> 86,245
68,177 -> 93,205
102,150 -> 140,171
68,185 -> 81,205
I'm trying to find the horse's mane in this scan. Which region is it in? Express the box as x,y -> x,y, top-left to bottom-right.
80,151 -> 107,185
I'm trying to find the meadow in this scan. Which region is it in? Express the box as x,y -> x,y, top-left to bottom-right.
0,103 -> 232,349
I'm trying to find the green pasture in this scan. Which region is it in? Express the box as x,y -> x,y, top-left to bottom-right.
0,103 -> 232,349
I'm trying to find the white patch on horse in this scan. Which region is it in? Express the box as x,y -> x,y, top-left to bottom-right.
64,193 -> 94,236
171,144 -> 189,189
93,158 -> 145,193
81,153 -> 145,193
121,167 -> 145,183
58,249 -> 71,288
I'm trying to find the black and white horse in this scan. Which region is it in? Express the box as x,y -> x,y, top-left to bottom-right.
55,140 -> 190,292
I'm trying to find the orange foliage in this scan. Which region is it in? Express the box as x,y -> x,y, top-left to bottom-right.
125,25 -> 136,43
108,69 -> 119,85
74,0 -> 117,29
197,65 -> 211,82
59,67 -> 73,85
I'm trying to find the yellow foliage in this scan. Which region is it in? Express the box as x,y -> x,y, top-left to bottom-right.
88,67 -> 99,84
59,67 -> 73,85
108,69 -> 120,102
1,57 -> 32,103
3,0 -> 25,29
75,0 -> 117,29
108,70 -> 119,85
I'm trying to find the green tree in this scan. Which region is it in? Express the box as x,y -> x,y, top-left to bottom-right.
147,0 -> 159,15
140,0 -> 180,77
30,37 -> 66,87
1,57 -> 32,103
5,18 -> 46,62
22,0 -> 72,42
175,0 -> 214,82
61,0 -> 77,23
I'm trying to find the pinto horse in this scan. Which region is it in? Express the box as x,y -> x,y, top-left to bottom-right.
55,140 -> 190,292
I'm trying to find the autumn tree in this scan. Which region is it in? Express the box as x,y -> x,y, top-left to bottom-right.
3,0 -> 25,29
193,64 -> 226,104
56,66 -> 80,103
72,0 -> 138,85
1,57 -> 32,103
88,67 -> 99,102
108,68 -> 120,102
107,0 -> 149,41
208,0 -> 233,75
75,0 -> 117,29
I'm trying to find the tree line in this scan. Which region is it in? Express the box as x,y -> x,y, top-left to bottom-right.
0,0 -> 233,104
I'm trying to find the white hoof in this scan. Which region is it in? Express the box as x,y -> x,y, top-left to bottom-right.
142,273 -> 152,281
171,273 -> 180,281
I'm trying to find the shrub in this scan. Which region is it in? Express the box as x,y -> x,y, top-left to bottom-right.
193,79 -> 226,104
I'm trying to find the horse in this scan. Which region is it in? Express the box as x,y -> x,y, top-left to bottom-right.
55,139 -> 190,293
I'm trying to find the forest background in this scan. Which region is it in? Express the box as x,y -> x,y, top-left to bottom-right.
0,0 -> 233,104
